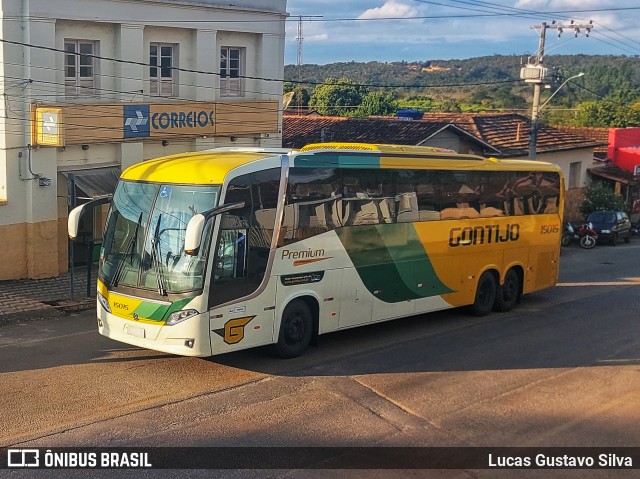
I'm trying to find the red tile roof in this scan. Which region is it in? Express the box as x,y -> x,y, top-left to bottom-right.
555,126 -> 609,154
283,113 -> 603,157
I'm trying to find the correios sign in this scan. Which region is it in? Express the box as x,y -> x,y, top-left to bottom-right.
31,101 -> 278,146
123,104 -> 216,139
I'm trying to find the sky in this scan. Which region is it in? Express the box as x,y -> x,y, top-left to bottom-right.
284,0 -> 640,65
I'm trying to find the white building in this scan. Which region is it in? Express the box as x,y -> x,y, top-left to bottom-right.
0,0 -> 288,279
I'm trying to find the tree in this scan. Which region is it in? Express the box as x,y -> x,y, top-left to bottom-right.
575,100 -> 640,128
436,99 -> 462,113
309,77 -> 369,116
354,91 -> 397,117
580,185 -> 627,217
400,95 -> 437,111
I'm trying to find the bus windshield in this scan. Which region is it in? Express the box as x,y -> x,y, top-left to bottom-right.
100,181 -> 220,294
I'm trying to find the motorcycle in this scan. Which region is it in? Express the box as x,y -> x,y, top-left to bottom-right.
561,222 -> 598,249
561,222 -> 575,247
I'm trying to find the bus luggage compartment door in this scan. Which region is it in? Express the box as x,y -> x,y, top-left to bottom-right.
339,268 -> 373,328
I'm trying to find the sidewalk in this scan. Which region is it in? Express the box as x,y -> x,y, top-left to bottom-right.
0,266 -> 97,325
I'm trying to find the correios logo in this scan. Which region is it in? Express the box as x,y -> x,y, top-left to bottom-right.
124,105 -> 150,138
123,105 -> 215,139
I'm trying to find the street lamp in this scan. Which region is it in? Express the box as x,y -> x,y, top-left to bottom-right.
528,72 -> 585,160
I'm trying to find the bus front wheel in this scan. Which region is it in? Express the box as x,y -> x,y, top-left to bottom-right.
275,300 -> 313,358
469,271 -> 497,317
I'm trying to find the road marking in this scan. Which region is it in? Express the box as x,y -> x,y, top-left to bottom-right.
557,278 -> 640,287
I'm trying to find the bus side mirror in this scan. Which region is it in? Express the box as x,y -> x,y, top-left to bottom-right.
68,195 -> 112,239
184,214 -> 206,255
183,201 -> 245,256
68,204 -> 85,240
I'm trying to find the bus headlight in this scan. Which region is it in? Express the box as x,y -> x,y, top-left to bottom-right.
166,309 -> 199,326
97,292 -> 111,313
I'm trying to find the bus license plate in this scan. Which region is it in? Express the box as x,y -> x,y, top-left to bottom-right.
125,324 -> 146,338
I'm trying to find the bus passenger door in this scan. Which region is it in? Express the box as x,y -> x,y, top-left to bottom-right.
208,222 -> 275,351
207,168 -> 281,353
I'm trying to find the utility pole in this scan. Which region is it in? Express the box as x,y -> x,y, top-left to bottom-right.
294,15 -> 322,114
296,16 -> 303,84
296,16 -> 304,114
522,21 -> 593,160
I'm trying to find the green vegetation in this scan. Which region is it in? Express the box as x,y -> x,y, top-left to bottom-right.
580,185 -> 628,216
308,77 -> 368,116
284,55 -> 640,128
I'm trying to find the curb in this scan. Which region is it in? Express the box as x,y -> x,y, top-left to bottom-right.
0,299 -> 95,328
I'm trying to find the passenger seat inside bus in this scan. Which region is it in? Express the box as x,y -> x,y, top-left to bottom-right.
440,204 -> 480,220
396,192 -> 440,222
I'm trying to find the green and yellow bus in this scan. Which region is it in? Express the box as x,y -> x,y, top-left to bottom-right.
68,143 -> 564,358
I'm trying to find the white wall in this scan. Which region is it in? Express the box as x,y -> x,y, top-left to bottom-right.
535,148 -> 594,190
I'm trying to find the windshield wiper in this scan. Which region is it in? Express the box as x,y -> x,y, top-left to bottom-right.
112,212 -> 143,287
150,214 -> 167,296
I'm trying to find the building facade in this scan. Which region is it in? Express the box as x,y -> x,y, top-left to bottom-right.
0,0 -> 288,279
589,127 -> 640,218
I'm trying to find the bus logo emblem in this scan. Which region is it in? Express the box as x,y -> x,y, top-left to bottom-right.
213,316 -> 256,345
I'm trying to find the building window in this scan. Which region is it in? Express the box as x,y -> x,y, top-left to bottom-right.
150,44 -> 177,97
569,161 -> 581,188
65,40 -> 98,97
220,47 -> 245,97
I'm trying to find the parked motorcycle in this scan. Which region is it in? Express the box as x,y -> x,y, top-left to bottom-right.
561,222 -> 575,247
561,222 -> 598,249
578,223 -> 598,249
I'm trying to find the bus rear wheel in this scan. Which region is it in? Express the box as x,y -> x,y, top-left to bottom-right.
275,300 -> 313,358
494,268 -> 520,312
469,271 -> 497,317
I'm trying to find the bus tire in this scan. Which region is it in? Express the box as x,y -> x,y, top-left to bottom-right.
469,271 -> 497,317
494,268 -> 520,312
275,300 -> 313,359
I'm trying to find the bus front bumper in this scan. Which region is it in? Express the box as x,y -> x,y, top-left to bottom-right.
97,305 -> 212,357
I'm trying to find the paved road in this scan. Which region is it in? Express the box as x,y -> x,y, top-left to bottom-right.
1,242 -> 639,478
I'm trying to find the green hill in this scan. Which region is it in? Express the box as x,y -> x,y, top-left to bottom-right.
284,54 -> 640,115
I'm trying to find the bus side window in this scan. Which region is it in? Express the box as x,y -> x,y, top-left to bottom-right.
343,169 -> 395,226
283,168 -> 340,243
505,171 -> 558,215
396,170 -> 439,222
476,171 -> 508,218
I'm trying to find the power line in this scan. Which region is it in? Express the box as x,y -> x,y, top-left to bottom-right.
411,0 -> 543,20
0,37 -> 287,86
0,38 -> 523,91
589,31 -> 640,56
3,5 -> 640,22
295,6 -> 640,22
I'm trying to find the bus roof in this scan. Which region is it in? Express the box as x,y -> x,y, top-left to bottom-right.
120,149 -> 286,184
300,142 -> 470,158
295,142 -> 561,172
120,143 -> 561,185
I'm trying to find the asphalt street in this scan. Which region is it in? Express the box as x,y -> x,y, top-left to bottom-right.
1,241 -> 639,478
